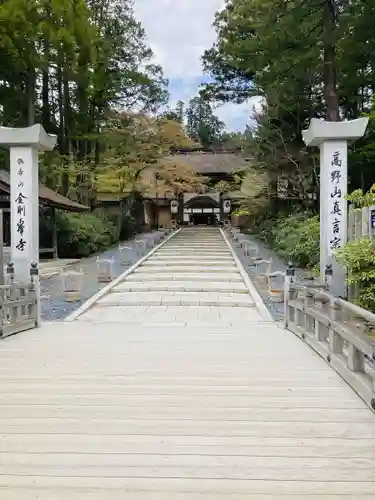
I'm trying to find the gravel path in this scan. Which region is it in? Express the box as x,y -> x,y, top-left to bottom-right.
40,232 -> 166,321
228,232 -> 310,322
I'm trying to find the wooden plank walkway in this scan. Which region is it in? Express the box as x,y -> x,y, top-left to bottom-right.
1,228 -> 375,498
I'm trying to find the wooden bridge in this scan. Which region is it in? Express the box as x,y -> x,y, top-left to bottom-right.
1,227 -> 375,498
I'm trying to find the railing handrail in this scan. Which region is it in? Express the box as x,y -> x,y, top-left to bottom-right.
0,261 -> 39,338
335,297 -> 375,324
289,281 -> 375,324
285,279 -> 375,412
224,226 -> 375,412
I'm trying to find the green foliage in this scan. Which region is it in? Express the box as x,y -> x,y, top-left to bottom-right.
220,132 -> 248,151
215,180 -> 232,193
346,184 -> 375,208
0,0 -> 168,191
162,100 -> 185,123
335,238 -> 375,312
232,208 -> 250,217
263,213 -> 320,268
202,0 -> 375,212
56,212 -> 117,258
186,96 -> 225,148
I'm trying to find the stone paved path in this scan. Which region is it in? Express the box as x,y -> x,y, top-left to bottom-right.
75,227 -> 270,325
1,228 -> 375,498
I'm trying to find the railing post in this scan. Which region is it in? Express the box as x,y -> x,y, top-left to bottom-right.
328,299 -> 343,359
303,288 -> 314,334
325,263 -> 333,291
347,344 -> 365,372
6,262 -> 14,285
284,262 -> 295,328
6,262 -> 15,300
315,298 -> 329,342
29,261 -> 40,327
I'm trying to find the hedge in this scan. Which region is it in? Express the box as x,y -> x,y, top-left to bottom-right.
259,212 -> 320,268
40,211 -> 118,258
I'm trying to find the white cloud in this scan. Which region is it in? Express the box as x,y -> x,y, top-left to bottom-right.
134,0 -> 261,131
215,97 -> 265,131
134,0 -> 224,79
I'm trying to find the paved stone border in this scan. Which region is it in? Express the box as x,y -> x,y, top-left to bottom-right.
64,229 -> 181,321
220,228 -> 274,322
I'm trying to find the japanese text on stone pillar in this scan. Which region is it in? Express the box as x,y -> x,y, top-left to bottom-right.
329,150 -> 344,251
15,158 -> 27,252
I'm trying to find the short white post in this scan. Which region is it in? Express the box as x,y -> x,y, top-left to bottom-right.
302,118 -> 368,297
0,125 -> 57,284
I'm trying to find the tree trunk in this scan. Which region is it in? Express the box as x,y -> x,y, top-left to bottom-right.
63,67 -> 73,156
76,54 -> 90,162
323,0 -> 340,122
57,64 -> 65,153
42,65 -> 50,130
58,59 -> 70,196
42,0 -> 51,131
27,68 -> 36,126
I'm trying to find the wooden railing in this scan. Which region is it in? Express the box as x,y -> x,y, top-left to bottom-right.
222,222 -> 375,411
0,262 -> 39,339
285,279 -> 375,412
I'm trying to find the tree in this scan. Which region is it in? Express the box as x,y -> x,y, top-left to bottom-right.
220,132 -> 247,151
152,160 -> 207,198
202,0 -> 338,111
88,112 -> 198,235
201,0 -> 375,211
163,100 -> 185,123
140,116 -> 206,198
0,0 -> 168,196
186,95 -> 225,148
155,117 -> 198,151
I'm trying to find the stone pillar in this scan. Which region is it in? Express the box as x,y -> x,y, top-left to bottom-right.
0,125 -> 57,283
302,118 -> 368,297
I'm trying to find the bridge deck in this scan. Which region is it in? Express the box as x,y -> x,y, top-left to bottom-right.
1,228 -> 375,498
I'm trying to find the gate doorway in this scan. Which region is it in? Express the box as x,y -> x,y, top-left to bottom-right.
183,194 -> 221,225
189,211 -> 218,225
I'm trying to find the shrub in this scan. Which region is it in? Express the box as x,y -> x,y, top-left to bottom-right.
335,237 -> 375,312
264,213 -> 320,268
56,212 -> 117,258
232,208 -> 250,217
345,184 -> 375,208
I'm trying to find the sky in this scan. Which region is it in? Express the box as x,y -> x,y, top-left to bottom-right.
133,0 -> 262,132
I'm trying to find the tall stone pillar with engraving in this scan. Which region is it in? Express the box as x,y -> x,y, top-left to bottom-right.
0,125 -> 57,284
302,118 -> 368,297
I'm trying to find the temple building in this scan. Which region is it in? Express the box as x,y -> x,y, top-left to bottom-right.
142,149 -> 248,228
